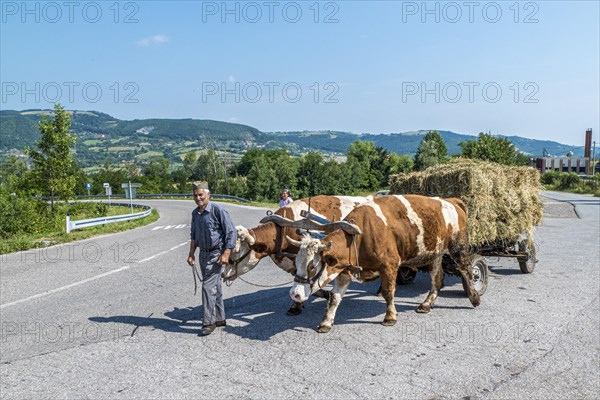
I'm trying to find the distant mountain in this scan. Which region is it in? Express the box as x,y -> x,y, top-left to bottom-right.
0,109 -> 591,169
265,129 -> 588,158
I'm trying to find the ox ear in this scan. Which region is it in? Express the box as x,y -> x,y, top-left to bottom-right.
323,255 -> 337,266
286,235 -> 302,248
318,241 -> 332,252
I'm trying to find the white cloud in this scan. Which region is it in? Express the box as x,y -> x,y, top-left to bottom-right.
137,34 -> 170,47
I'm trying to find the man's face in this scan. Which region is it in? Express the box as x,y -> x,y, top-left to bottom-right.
193,189 -> 210,208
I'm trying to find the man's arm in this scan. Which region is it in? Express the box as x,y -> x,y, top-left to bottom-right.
217,208 -> 237,265
187,239 -> 197,266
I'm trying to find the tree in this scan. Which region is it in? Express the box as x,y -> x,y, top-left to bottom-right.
26,104 -> 77,209
347,140 -> 388,190
92,161 -> 127,195
297,152 -> 326,197
387,153 -> 414,175
459,132 -> 529,165
414,131 -> 448,171
245,154 -> 277,201
0,155 -> 31,194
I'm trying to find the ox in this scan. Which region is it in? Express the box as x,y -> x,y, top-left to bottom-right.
288,194 -> 481,332
223,195 -> 372,315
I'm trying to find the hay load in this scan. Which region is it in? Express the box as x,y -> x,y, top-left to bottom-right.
390,158 -> 543,248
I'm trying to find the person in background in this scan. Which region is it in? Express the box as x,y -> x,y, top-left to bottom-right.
187,181 -> 237,336
279,189 -> 293,207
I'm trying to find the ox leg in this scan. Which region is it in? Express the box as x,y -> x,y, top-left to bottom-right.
456,255 -> 481,308
317,273 -> 351,333
416,259 -> 444,313
286,301 -> 304,316
380,269 -> 397,326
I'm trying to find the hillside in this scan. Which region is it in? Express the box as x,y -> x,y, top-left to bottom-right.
0,109 -> 590,170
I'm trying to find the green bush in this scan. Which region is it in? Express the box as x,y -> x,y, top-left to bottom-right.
540,171 -> 562,186
558,173 -> 582,190
0,189 -> 54,238
0,190 -> 123,240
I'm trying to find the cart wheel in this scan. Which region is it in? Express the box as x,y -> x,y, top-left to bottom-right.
463,255 -> 488,296
518,240 -> 537,274
396,267 -> 417,285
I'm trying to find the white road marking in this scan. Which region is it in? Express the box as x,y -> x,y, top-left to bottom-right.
139,242 -> 189,263
0,266 -> 130,309
152,225 -> 189,230
1,241 -> 190,309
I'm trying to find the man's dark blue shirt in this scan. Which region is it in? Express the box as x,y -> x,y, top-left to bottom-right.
190,201 -> 237,250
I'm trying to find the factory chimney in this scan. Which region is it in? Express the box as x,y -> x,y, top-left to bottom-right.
584,129 -> 592,158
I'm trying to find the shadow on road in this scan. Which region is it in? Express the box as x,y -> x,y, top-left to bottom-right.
89,274 -> 477,340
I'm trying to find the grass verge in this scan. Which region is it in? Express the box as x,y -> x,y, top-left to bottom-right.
1,208 -> 159,255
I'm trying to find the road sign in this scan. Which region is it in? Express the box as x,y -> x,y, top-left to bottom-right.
86,183 -> 91,190
103,183 -> 110,188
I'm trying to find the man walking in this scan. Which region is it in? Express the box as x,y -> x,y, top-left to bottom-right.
187,181 -> 237,336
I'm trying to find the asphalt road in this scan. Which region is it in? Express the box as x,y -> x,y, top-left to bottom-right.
1,192 -> 598,399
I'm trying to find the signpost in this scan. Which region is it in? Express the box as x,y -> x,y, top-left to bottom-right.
103,183 -> 111,206
86,182 -> 91,196
121,182 -> 142,214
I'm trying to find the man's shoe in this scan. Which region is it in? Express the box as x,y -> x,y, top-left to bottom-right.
198,324 -> 216,336
215,320 -> 226,327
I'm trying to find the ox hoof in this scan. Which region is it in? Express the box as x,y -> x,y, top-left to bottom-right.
286,304 -> 304,316
416,304 -> 431,313
471,294 -> 481,308
382,319 -> 397,327
317,325 -> 332,333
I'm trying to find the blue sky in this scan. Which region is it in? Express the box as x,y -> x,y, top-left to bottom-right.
1,1 -> 598,146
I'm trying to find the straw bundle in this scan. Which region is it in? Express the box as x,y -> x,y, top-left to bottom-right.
390,159 -> 543,249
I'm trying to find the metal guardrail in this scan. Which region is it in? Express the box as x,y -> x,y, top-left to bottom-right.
73,193 -> 250,202
66,203 -> 152,233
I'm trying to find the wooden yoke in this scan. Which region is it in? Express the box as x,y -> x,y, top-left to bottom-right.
260,214 -> 362,235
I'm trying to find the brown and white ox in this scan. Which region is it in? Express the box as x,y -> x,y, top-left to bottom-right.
223,195 -> 373,315
288,194 -> 481,332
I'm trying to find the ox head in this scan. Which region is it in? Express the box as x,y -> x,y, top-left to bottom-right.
288,230 -> 364,302
222,225 -> 262,281
288,235 -> 334,303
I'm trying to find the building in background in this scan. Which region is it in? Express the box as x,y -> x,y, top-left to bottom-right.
532,129 -> 593,175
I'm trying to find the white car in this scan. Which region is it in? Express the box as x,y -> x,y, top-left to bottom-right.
375,189 -> 390,197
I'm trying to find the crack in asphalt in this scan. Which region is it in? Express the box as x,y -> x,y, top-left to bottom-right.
477,292 -> 600,398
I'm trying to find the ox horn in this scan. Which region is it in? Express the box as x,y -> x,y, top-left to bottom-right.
241,231 -> 255,245
286,235 -> 302,248
245,233 -> 256,245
